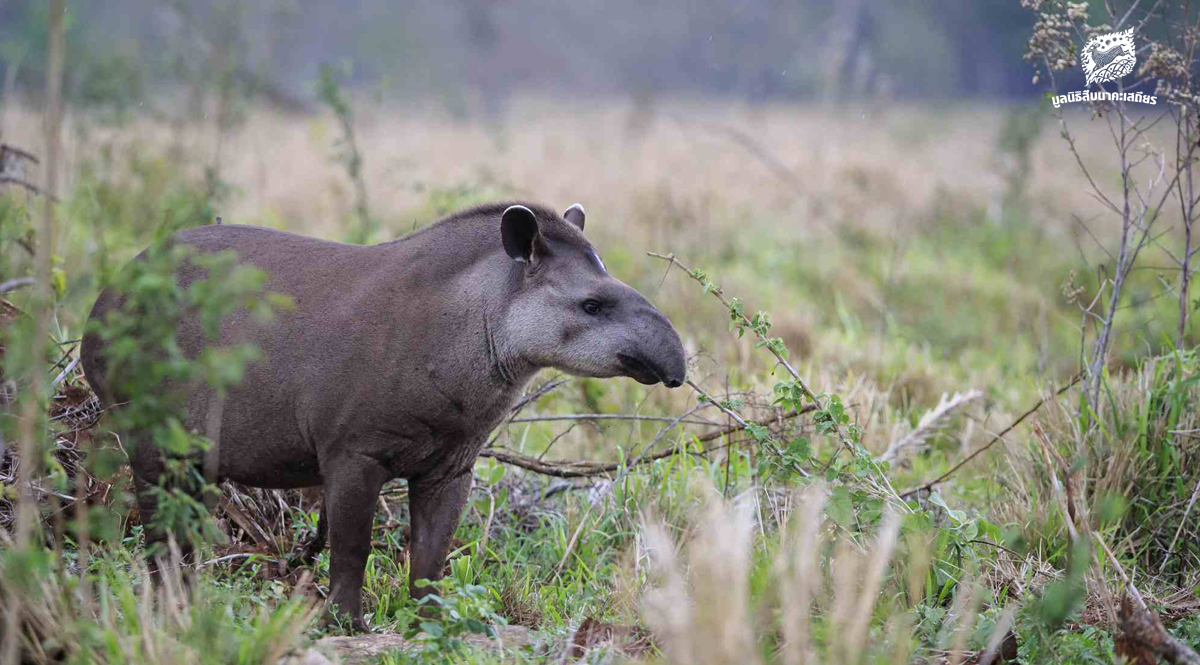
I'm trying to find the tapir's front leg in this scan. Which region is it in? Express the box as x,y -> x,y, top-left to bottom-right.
325,455 -> 389,632
408,471 -> 472,607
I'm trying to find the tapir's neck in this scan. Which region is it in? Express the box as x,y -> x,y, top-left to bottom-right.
366,230 -> 540,435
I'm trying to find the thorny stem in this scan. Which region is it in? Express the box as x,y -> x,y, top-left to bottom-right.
685,379 -> 808,478
648,251 -> 859,458
649,252 -> 912,510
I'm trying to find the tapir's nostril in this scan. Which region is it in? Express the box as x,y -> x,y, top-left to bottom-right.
663,377 -> 683,389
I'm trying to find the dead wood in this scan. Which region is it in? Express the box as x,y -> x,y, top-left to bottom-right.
481,404 -> 816,478
1116,595 -> 1200,665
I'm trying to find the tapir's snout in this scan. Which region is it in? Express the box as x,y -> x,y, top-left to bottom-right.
621,305 -> 687,388
654,327 -> 687,388
659,339 -> 687,388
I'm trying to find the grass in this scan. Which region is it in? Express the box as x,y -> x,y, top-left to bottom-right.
1,95 -> 1198,663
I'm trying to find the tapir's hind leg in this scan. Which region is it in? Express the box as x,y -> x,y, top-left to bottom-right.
407,471 -> 472,606
128,432 -> 197,573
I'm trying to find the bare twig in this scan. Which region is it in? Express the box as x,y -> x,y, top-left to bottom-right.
197,553 -> 261,568
509,377 -> 569,414
483,406 -> 706,479
536,422 -> 578,462
696,406 -> 816,443
0,175 -> 56,200
483,405 -> 817,478
1,143 -> 40,164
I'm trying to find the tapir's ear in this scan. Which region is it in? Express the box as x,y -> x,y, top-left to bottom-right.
563,203 -> 585,231
501,205 -> 542,264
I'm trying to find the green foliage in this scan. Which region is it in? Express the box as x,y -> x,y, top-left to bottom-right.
0,546 -> 317,664
86,243 -> 281,551
405,578 -> 509,662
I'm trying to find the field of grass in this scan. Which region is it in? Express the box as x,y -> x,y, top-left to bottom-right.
1,94 -> 1198,664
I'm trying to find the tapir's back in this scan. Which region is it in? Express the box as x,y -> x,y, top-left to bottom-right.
80,221 -> 482,488
82,224 -> 368,405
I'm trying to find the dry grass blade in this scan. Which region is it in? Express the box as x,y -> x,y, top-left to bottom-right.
642,488 -> 758,665
879,390 -> 982,463
845,510 -> 901,660
1,4 -> 64,663
777,484 -> 826,665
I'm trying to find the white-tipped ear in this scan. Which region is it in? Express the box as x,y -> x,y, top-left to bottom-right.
563,203 -> 585,231
501,205 -> 541,264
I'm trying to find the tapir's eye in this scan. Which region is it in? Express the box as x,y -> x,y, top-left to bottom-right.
582,300 -> 602,316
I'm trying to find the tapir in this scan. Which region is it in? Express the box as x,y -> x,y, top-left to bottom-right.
80,202 -> 687,631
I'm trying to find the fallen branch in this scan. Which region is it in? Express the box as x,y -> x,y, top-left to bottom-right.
695,404 -> 815,442
509,413 -> 717,426
0,277 -> 35,294
1118,595 -> 1200,665
484,404 -> 817,478
900,374 -> 1080,499
481,438 -> 720,479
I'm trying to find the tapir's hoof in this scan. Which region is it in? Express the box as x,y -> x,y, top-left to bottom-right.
319,604 -> 371,635
288,550 -> 316,569
350,618 -> 372,634
289,540 -> 324,569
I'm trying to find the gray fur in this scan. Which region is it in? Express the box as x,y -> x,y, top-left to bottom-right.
80,202 -> 686,631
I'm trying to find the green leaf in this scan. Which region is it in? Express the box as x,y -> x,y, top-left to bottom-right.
928,492 -> 966,524
828,486 -> 854,527
464,618 -> 487,635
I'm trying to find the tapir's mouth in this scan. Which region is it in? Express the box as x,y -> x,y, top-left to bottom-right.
618,353 -> 667,386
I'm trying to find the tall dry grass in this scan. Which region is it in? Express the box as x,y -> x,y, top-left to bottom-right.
1,98 -> 1163,245
637,480 -> 1014,665
0,536 -> 318,664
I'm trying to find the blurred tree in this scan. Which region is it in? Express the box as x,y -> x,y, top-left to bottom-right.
0,0 -> 1088,107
